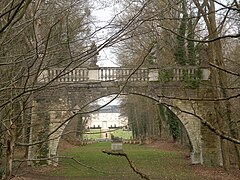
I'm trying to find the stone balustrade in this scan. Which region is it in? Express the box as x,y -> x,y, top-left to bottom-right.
37,66 -> 210,83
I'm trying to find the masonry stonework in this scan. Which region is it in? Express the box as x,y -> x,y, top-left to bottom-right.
29,67 -> 222,166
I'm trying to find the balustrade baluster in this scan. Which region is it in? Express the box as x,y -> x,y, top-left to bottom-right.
79,69 -> 82,81
55,69 -> 59,82
124,69 -> 128,81
46,70 -> 49,82
86,69 -> 89,80
68,70 -> 71,82
109,68 -> 112,80
39,66 -> 205,83
76,69 -> 79,81
135,69 -> 139,81
146,69 -> 149,81
52,70 -> 55,81
72,70 -> 75,82
139,69 -> 142,81
108,68 -> 111,80
140,69 -> 143,81
56,69 -> 59,82
49,70 -> 52,81
82,69 -> 85,81
134,70 -> 137,81
63,70 -> 66,82
64,71 -> 69,82
55,70 -> 58,82
112,68 -> 114,80
68,71 -> 70,82
83,69 -> 86,81
105,69 -> 108,81
119,69 -> 122,81
142,69 -> 144,81
180,68 -> 183,80
177,68 -> 180,81
58,69 -> 61,82
105,68 -> 108,80
62,70 -> 65,82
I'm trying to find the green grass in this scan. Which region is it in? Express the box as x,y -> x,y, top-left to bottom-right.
83,129 -> 132,140
49,142 -> 201,180
111,129 -> 132,139
83,129 -> 101,139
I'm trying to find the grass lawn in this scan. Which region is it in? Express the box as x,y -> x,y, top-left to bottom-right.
83,129 -> 132,140
49,142 -> 200,180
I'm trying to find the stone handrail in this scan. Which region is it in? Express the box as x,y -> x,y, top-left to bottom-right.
37,66 -> 210,83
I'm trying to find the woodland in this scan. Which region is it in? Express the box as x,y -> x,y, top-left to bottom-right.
0,0 -> 239,179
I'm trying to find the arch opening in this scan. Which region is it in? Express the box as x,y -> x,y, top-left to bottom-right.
32,89 -> 202,166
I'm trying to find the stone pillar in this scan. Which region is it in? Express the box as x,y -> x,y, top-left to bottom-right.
27,99 -> 50,166
201,111 -> 222,166
48,99 -> 70,166
148,69 -> 158,81
178,112 -> 203,164
174,100 -> 203,164
28,96 -> 70,166
48,111 -> 68,166
88,69 -> 99,81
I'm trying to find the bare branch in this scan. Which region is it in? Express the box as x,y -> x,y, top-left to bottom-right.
102,150 -> 150,180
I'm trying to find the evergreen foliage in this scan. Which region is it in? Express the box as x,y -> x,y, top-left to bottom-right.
187,16 -> 196,65
175,0 -> 197,66
158,69 -> 174,82
158,104 -> 180,141
175,1 -> 187,65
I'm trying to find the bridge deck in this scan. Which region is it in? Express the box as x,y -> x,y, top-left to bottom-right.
37,67 -> 210,83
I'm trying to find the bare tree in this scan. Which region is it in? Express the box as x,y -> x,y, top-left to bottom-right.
1,0 -> 239,179
113,0 -> 240,171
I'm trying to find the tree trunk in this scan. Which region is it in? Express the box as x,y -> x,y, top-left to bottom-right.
6,125 -> 16,180
207,0 -> 240,169
193,0 -> 240,170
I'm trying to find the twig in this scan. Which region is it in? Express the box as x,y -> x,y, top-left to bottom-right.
102,150 -> 151,180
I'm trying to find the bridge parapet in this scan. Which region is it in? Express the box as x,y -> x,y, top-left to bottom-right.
37,66 -> 210,83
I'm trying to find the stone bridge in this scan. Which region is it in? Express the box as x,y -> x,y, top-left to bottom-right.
28,66 -> 222,167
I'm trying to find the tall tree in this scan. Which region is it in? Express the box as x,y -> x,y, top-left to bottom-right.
0,0 -> 93,178
192,0 -> 240,171
175,0 -> 187,65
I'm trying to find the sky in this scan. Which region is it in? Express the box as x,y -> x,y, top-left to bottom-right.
91,1 -> 120,67
89,1 -> 122,105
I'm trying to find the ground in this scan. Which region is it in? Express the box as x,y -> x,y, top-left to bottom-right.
145,140 -> 240,180
12,139 -> 240,180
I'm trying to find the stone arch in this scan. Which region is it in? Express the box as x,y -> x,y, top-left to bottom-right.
117,91 -> 202,164
30,85 -> 213,166
162,106 -> 194,151
166,106 -> 202,164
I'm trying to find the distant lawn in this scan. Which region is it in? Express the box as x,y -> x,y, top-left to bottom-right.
111,129 -> 132,139
83,129 -> 132,140
50,142 -> 201,180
